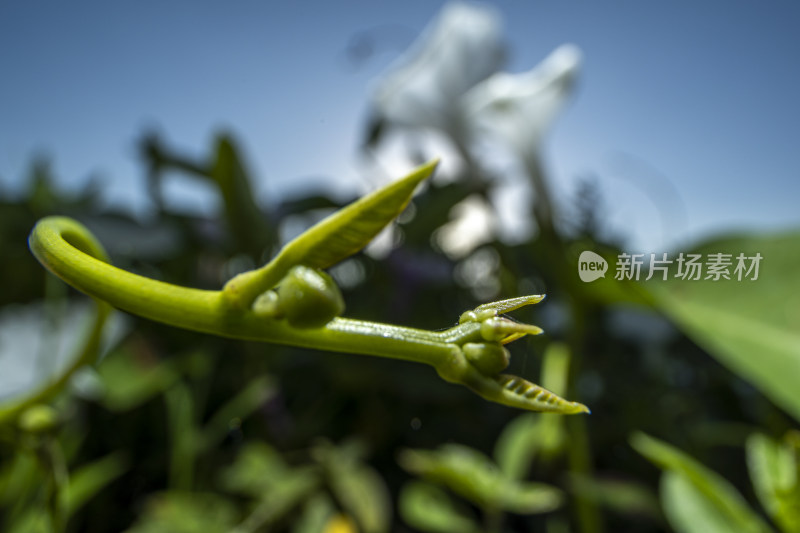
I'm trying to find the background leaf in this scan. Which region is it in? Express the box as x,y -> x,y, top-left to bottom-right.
317,441 -> 391,533
647,231 -> 800,422
747,433 -> 800,533
125,492 -> 239,533
631,432 -> 773,533
400,444 -> 562,514
661,471 -> 749,533
398,481 -> 480,533
494,343 -> 572,479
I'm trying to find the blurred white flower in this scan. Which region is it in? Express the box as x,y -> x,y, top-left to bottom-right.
433,194 -> 496,258
372,2 -> 505,137
371,2 -> 581,172
370,2 -> 583,255
464,44 -> 582,161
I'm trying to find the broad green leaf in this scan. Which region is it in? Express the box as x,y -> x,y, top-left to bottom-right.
224,161 -> 438,304
661,471 -> 747,533
646,231 -> 800,422
125,492 -> 239,533
747,433 -> 800,532
631,432 -> 773,533
398,481 -> 480,533
66,452 -> 129,515
570,245 -> 653,307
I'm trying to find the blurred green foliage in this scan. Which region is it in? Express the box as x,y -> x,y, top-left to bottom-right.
0,123 -> 799,533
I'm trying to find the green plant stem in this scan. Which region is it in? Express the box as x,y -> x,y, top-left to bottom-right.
165,382 -> 196,490
520,155 -> 602,531
566,299 -> 603,533
28,216 -> 589,414
29,217 -> 457,365
37,437 -> 68,533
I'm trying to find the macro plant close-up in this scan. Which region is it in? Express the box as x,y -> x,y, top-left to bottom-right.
1,2 -> 799,532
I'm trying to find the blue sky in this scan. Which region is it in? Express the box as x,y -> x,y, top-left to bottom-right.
1,1 -> 798,252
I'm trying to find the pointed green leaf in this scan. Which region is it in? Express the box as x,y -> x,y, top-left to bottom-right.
317,441 -> 391,533
647,231 -> 800,422
399,444 -> 502,509
661,471 -> 748,533
746,433 -> 800,533
501,481 -> 562,514
488,374 -> 590,414
631,432 -> 773,533
461,295 -> 546,323
329,464 -> 390,533
399,444 -> 561,514
224,161 -> 438,306
279,160 -> 437,270
209,134 -> 272,257
398,481 -> 480,533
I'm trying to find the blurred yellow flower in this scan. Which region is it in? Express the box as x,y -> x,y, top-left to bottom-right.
322,513 -> 359,533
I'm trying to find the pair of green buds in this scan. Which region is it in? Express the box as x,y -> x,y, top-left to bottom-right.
28,161 -> 589,415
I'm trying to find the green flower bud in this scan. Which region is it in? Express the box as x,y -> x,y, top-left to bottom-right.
276,265 -> 345,328
18,404 -> 58,434
462,342 -> 510,376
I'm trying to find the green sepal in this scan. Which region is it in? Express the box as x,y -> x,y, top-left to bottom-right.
224,160 -> 438,307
